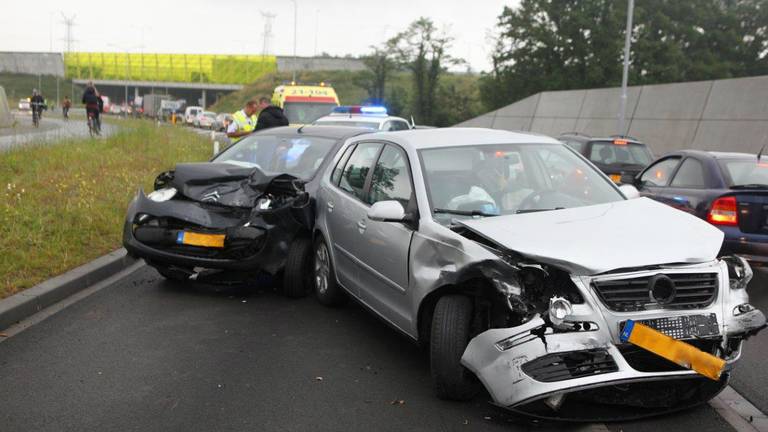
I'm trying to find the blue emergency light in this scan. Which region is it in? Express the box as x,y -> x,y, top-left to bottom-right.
332,105 -> 388,116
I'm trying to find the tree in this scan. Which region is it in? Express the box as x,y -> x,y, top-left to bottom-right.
392,17 -> 462,125
358,39 -> 399,103
481,0 -> 768,110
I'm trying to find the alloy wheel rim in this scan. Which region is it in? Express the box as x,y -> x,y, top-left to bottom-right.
315,244 -> 329,294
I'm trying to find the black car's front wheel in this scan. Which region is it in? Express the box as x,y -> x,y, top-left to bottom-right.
282,236 -> 313,298
313,236 -> 346,306
430,295 -> 479,401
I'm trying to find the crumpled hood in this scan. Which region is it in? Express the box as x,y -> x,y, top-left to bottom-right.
168,162 -> 301,208
458,197 -> 724,275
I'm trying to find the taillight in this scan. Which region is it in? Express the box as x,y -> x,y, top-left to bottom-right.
707,196 -> 738,226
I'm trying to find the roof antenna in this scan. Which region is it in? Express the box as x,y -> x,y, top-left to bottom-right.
758,144 -> 766,163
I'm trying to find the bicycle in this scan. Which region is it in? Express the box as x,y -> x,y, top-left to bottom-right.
87,111 -> 101,137
30,102 -> 44,127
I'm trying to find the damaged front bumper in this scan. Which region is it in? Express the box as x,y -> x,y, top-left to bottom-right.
123,189 -> 312,277
461,262 -> 766,420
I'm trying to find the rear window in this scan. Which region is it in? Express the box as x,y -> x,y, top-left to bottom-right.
719,160 -> 768,187
588,142 -> 653,167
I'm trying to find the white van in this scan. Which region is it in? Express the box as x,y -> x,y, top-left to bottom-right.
184,106 -> 203,125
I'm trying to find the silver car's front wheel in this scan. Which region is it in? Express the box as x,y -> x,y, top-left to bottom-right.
314,237 -> 346,306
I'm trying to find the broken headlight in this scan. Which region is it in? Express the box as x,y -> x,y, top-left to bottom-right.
723,255 -> 753,290
147,187 -> 177,203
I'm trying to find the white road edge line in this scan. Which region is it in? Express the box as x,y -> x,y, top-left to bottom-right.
710,385 -> 768,432
0,261 -> 145,343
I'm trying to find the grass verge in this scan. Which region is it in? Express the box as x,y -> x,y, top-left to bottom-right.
0,121 -> 212,298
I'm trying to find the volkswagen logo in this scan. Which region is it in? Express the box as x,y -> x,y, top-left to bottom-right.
648,274 -> 676,305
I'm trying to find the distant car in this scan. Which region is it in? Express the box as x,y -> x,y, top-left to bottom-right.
558,133 -> 654,184
185,106 -> 203,125
215,113 -> 234,132
18,99 -> 30,111
314,106 -> 412,131
122,126 -> 372,295
195,111 -> 217,129
109,104 -> 122,115
636,150 -> 768,266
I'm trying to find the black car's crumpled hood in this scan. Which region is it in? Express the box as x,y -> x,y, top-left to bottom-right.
166,162 -> 302,208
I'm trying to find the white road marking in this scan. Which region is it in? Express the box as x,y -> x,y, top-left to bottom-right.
710,386 -> 768,432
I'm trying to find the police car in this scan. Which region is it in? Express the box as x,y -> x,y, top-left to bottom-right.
314,106 -> 412,131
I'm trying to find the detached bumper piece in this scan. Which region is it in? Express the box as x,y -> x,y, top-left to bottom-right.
620,320 -> 726,380
521,349 -> 618,383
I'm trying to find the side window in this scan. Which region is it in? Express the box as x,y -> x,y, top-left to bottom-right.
330,144 -> 355,185
640,157 -> 681,186
563,140 -> 584,153
390,121 -> 411,131
671,158 -> 706,188
368,145 -> 413,208
339,143 -> 383,201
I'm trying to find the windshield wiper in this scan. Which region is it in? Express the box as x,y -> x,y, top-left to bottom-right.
515,207 -> 565,214
434,208 -> 498,217
731,184 -> 768,190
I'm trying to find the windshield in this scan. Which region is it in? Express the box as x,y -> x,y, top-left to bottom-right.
315,120 -> 380,129
213,134 -> 337,180
589,142 -> 653,167
284,102 -> 337,124
419,143 -> 623,224
719,159 -> 768,187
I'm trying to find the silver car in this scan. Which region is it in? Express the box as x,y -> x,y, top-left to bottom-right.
311,128 -> 765,419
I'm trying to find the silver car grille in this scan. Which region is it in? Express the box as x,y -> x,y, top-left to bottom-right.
591,272 -> 718,312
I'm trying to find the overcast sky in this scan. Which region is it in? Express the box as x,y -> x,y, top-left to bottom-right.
0,0 -> 517,72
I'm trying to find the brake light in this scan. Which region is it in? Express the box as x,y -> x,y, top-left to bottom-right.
707,196 -> 738,226
613,139 -> 628,145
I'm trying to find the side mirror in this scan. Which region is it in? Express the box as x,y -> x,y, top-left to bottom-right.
619,184 -> 641,199
367,200 -> 406,222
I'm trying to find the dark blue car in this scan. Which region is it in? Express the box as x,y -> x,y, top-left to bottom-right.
635,150 -> 768,266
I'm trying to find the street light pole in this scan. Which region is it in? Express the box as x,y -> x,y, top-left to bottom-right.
618,0 -> 634,135
290,0 -> 298,82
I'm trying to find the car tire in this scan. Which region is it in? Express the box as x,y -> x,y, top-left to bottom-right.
314,236 -> 346,306
282,236 -> 313,298
430,295 -> 478,401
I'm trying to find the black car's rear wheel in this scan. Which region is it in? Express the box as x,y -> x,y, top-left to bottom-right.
282,236 -> 313,298
430,295 -> 479,401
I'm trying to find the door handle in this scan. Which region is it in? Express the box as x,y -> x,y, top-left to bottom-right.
327,201 -> 335,212
357,220 -> 367,233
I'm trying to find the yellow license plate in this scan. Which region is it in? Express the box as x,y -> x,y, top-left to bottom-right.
176,231 -> 225,248
610,174 -> 622,183
620,320 -> 725,381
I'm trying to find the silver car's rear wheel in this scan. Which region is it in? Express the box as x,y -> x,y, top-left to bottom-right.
314,237 -> 346,306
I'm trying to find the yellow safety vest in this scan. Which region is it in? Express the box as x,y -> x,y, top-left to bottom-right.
231,109 -> 257,143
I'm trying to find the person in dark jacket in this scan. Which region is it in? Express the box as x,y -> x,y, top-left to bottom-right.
81,83 -> 102,132
254,97 -> 289,131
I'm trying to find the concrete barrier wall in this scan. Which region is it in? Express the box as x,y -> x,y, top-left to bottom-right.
456,75 -> 768,155
0,52 -> 64,76
0,86 -> 12,128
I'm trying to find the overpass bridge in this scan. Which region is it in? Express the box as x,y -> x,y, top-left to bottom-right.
0,51 -> 365,108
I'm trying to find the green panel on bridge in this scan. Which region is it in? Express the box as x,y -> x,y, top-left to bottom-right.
63,53 -> 277,84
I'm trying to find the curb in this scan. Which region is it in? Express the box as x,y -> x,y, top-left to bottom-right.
0,248 -> 138,331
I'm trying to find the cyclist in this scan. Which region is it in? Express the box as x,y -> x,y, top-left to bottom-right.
82,83 -> 102,134
30,89 -> 45,125
62,96 -> 72,120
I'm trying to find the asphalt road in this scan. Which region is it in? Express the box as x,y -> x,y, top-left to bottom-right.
1,265 -> 765,431
0,111 -> 117,152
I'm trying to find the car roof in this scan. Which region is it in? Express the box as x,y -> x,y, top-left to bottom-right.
357,127 -> 561,150
258,125 -> 373,140
666,150 -> 757,160
559,133 -> 645,145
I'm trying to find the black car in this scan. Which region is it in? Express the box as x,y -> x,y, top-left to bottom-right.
634,150 -> 768,266
558,133 -> 654,184
123,126 -> 370,296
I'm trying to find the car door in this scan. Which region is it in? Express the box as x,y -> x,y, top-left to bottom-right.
324,142 -> 384,297
636,156 -> 682,205
355,143 -> 416,331
664,157 -> 711,215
